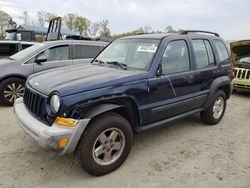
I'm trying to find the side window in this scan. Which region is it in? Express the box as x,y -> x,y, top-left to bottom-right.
20,32 -> 32,41
161,40 -> 190,75
74,45 -> 100,59
38,45 -> 69,62
26,56 -> 36,64
192,40 -> 215,69
0,44 -> 18,56
214,40 -> 230,64
21,44 -> 33,50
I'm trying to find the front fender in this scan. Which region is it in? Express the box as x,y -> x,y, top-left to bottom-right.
85,103 -> 124,119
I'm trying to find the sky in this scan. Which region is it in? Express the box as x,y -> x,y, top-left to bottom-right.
0,0 -> 250,40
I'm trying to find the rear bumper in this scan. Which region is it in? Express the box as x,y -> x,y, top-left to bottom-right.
14,98 -> 90,155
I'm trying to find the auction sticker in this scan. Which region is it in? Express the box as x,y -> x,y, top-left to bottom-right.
137,45 -> 157,53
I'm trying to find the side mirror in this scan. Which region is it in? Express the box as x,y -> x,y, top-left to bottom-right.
156,65 -> 162,77
16,33 -> 22,41
36,55 -> 47,64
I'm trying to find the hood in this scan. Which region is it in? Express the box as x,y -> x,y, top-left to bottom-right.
0,58 -> 15,64
230,40 -> 250,64
28,64 -> 148,96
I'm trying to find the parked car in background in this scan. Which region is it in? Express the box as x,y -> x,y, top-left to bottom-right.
0,41 -> 36,59
0,40 -> 108,105
14,31 -> 233,176
230,40 -> 250,91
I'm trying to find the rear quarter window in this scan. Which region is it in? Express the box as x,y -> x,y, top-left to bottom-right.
214,40 -> 230,64
21,44 -> 33,50
0,43 -> 18,56
74,45 -> 101,59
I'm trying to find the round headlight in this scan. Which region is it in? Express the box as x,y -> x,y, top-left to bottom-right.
50,94 -> 61,114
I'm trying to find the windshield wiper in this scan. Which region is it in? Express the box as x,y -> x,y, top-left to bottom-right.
92,59 -> 105,65
106,61 -> 127,70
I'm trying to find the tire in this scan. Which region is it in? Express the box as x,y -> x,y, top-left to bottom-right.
200,90 -> 227,125
0,77 -> 25,106
76,112 -> 133,176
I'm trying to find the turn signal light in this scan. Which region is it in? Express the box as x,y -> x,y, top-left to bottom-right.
55,117 -> 77,127
59,138 -> 69,148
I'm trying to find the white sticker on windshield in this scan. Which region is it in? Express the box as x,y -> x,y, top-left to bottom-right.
137,45 -> 157,53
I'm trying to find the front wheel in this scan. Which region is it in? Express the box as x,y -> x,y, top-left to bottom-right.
76,112 -> 133,176
200,90 -> 227,125
0,78 -> 25,106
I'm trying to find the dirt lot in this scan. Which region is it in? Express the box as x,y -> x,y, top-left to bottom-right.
0,93 -> 250,188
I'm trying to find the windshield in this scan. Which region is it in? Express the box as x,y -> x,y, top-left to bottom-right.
94,39 -> 160,70
10,43 -> 44,60
5,32 -> 15,40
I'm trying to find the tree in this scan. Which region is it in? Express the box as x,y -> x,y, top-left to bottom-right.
9,18 -> 17,28
88,22 -> 100,37
45,12 -> 58,24
143,25 -> 152,33
37,11 -> 46,27
63,13 -> 77,31
99,20 -> 111,37
19,11 -> 29,26
165,25 -> 182,33
0,10 -> 12,38
112,27 -> 144,39
74,16 -> 90,36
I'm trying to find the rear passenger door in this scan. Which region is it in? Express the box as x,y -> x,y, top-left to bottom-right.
33,45 -> 72,73
191,38 -> 219,107
72,44 -> 102,65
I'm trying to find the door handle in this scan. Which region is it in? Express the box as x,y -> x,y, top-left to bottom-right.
184,75 -> 194,80
183,75 -> 194,84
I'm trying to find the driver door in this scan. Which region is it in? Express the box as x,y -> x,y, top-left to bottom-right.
34,45 -> 72,73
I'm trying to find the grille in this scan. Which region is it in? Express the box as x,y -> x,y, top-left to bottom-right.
235,68 -> 250,79
23,86 -> 48,124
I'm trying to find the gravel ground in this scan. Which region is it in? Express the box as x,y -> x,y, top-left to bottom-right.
0,93 -> 249,188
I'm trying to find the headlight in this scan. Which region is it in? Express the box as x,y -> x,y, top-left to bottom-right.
50,94 -> 61,114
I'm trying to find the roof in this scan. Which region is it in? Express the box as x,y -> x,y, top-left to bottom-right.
0,40 -> 37,45
120,31 -> 222,40
41,39 -> 108,46
18,25 -> 76,36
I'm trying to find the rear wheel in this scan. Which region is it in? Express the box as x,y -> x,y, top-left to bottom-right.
76,112 -> 133,176
200,90 -> 226,125
0,78 -> 25,106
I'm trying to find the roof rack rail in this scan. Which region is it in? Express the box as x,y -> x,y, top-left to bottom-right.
180,30 -> 220,37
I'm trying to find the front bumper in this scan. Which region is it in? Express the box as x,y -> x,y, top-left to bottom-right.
14,98 -> 90,155
233,79 -> 250,91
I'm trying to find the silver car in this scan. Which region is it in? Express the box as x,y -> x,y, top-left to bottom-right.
0,40 -> 108,105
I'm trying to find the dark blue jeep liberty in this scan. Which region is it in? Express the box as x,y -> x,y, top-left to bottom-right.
14,30 -> 233,176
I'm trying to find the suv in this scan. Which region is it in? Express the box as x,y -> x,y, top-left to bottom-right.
14,31 -> 233,176
0,41 -> 36,59
0,40 -> 108,105
230,40 -> 250,91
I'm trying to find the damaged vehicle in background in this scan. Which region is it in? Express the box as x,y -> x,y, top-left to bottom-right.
0,40 -> 107,106
230,40 -> 250,91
